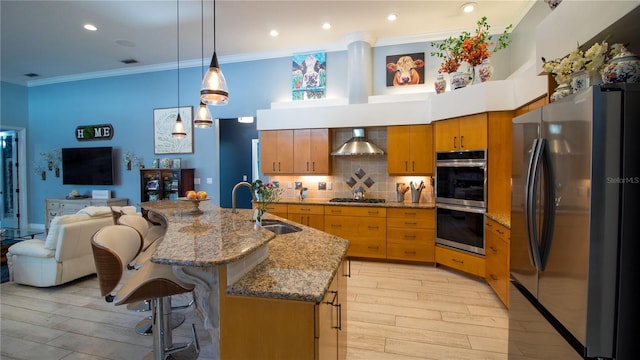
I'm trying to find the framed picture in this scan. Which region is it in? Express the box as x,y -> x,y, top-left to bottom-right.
292,52 -> 326,101
172,158 -> 181,168
153,106 -> 194,154
385,52 -> 425,87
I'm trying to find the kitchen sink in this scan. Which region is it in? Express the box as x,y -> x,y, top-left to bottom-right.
260,219 -> 302,235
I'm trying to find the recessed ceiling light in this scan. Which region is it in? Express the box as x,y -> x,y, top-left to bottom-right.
83,23 -> 98,31
387,13 -> 398,22
462,2 -> 476,13
270,29 -> 279,37
322,22 -> 331,30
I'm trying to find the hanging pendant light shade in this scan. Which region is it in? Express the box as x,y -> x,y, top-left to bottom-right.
172,113 -> 187,138
200,0 -> 228,105
194,101 -> 213,128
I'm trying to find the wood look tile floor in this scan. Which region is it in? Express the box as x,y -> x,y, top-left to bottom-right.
0,260 -> 508,359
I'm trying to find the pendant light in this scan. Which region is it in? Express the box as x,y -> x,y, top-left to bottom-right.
172,0 -> 187,138
194,0 -> 213,128
200,0 -> 229,105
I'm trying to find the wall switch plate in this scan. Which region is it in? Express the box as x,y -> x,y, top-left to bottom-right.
327,182 -> 333,190
207,178 -> 213,184
318,182 -> 326,190
194,178 -> 201,185
287,182 -> 293,189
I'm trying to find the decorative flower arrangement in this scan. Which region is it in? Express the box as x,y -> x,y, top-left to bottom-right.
251,179 -> 283,223
431,16 -> 512,73
542,41 -> 625,85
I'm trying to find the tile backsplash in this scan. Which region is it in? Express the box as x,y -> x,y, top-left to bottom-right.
267,127 -> 434,204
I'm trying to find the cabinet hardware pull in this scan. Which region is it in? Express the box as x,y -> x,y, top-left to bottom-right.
404,212 -> 417,216
490,246 -> 498,252
336,303 -> 342,330
496,229 -> 504,235
367,245 -> 379,250
490,274 -> 498,281
452,258 -> 464,264
412,161 -> 415,172
405,161 -> 408,172
404,235 -> 416,239
404,221 -> 417,225
306,162 -> 309,171
405,250 -> 417,255
325,290 -> 338,305
312,162 -> 315,172
453,136 -> 457,149
300,208 -> 311,211
486,222 -> 492,227
461,135 -> 464,148
272,162 -> 276,172
344,259 -> 351,278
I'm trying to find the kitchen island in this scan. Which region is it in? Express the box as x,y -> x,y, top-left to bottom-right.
139,200 -> 350,360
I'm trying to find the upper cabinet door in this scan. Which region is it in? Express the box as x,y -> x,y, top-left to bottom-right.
293,129 -> 330,174
387,125 -> 433,175
434,114 -> 487,152
261,130 -> 293,174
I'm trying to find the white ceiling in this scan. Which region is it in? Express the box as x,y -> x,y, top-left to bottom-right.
1,0 -> 536,86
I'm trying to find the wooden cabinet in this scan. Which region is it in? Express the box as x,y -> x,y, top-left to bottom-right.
487,111 -> 515,214
324,206 -> 387,259
485,217 -> 510,307
435,246 -> 485,277
219,260 -> 347,360
293,129 -> 331,174
45,197 -> 128,233
386,208 -> 435,262
288,204 -> 324,230
140,168 -> 195,202
434,113 -> 487,151
387,125 -> 434,175
261,130 -> 294,174
256,203 -> 288,219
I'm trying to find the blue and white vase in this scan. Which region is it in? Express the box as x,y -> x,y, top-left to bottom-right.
601,46 -> 640,84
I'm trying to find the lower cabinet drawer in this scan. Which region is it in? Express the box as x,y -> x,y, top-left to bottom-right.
348,237 -> 386,258
435,246 -> 485,277
485,231 -> 509,306
387,242 -> 434,262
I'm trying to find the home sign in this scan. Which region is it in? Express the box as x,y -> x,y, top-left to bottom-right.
76,124 -> 114,141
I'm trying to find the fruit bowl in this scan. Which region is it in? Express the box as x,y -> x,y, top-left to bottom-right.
178,197 -> 211,214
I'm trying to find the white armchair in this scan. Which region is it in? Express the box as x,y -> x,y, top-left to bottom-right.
7,207 -> 116,287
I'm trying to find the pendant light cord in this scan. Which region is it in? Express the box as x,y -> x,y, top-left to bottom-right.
213,0 -> 216,54
201,0 -> 205,77
176,0 -> 180,109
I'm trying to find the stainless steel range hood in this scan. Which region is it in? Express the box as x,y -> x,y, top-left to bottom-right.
331,128 -> 384,156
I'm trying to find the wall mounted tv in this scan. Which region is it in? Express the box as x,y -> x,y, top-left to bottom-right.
62,147 -> 115,185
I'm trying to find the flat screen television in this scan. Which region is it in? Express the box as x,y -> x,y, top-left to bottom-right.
62,147 -> 115,185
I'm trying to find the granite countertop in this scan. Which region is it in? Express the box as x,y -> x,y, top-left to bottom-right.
227,222 -> 349,303
270,197 -> 436,209
485,212 -> 511,229
140,200 -> 275,267
140,200 -> 350,303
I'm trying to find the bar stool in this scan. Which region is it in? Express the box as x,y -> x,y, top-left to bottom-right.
117,215 -> 190,335
91,225 -> 198,360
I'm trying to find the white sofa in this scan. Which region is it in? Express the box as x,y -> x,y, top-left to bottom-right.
6,207 -> 119,287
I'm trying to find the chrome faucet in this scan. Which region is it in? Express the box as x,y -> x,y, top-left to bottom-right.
232,181 -> 257,214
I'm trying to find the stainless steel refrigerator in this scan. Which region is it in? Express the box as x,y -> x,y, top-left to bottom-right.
509,84 -> 640,359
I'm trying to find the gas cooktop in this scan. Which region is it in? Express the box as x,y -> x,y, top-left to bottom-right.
329,198 -> 386,203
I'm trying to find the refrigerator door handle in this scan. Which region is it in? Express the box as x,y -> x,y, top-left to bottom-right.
527,138 -> 544,271
538,139 -> 556,271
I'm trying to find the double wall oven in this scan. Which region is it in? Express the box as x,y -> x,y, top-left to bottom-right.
435,150 -> 486,256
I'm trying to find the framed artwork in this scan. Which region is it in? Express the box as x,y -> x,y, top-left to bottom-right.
153,106 -> 193,154
172,158 -> 181,168
292,52 -> 326,100
385,52 -> 425,87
